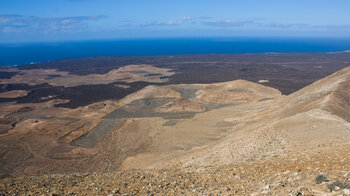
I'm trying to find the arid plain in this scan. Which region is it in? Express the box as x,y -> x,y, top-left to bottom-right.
0,53 -> 350,195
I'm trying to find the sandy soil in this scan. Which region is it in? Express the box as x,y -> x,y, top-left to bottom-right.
0,64 -> 174,87
0,90 -> 30,98
1,66 -> 350,195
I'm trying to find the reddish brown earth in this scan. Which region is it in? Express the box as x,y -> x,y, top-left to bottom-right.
0,59 -> 350,195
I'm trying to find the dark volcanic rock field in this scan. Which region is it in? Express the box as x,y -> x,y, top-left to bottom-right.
0,53 -> 349,108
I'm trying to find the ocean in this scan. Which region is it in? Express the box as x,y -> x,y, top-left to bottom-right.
1,37 -> 350,67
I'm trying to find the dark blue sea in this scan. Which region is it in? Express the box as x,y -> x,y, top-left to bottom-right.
1,37 -> 350,67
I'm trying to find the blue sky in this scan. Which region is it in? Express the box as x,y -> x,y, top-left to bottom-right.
1,0 -> 350,43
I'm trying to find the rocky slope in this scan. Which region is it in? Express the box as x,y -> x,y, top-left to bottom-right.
1,147 -> 349,195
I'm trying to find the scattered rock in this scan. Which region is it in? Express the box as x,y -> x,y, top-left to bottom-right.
327,181 -> 350,191
315,174 -> 327,184
112,188 -> 120,194
343,189 -> 350,195
263,184 -> 270,190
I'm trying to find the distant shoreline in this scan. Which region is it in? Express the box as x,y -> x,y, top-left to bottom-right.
3,51 -> 350,68
1,37 -> 350,67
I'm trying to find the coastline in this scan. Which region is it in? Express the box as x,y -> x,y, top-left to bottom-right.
1,37 -> 350,67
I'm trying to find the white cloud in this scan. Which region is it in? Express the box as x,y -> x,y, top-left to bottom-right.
0,14 -> 106,33
141,16 -> 192,27
203,20 -> 253,27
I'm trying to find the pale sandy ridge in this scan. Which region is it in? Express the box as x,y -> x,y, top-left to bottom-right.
0,64 -> 174,87
0,90 -> 29,98
136,67 -> 350,170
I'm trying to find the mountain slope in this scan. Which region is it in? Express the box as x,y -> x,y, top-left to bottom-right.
1,66 -> 350,195
124,67 -> 350,170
